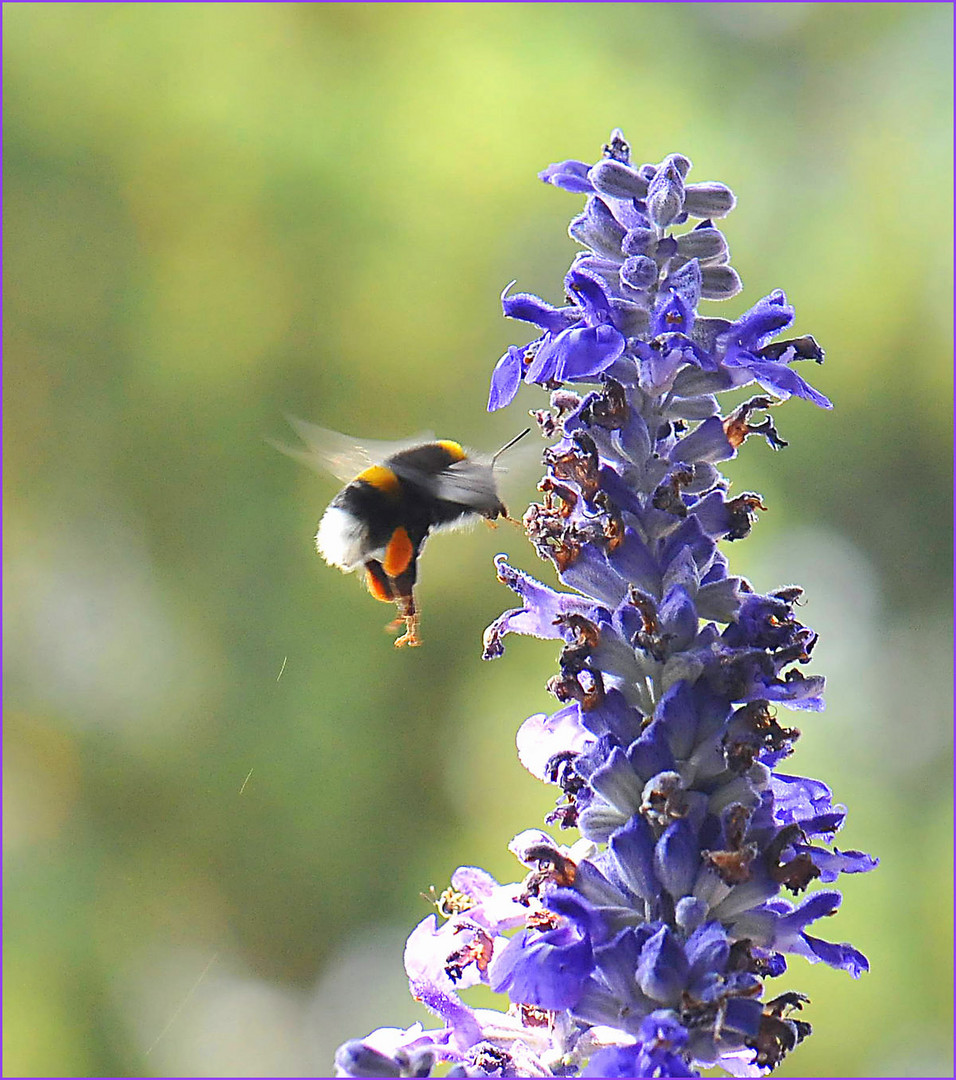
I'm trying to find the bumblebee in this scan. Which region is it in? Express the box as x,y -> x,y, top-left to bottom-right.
276,420 -> 529,647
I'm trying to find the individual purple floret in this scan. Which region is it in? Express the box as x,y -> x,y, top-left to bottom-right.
335,130 -> 875,1078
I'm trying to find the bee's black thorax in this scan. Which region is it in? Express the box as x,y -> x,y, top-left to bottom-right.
388,443 -> 462,476
389,444 -> 503,532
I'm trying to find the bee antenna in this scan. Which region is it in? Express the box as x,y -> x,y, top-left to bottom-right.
492,427 -> 532,463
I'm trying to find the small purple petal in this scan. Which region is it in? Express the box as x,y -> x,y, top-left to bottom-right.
450,866 -> 498,902
539,158 -> 595,193
654,820 -> 700,900
589,747 -> 645,819
794,844 -> 879,882
653,681 -> 701,760
777,889 -> 843,932
651,289 -> 696,338
638,341 -> 688,396
720,289 -> 795,350
566,266 -> 614,323
623,226 -> 655,256
516,704 -> 594,782
683,181 -> 736,219
483,555 -> 593,658
740,358 -> 833,408
488,896 -> 595,1009
620,254 -> 658,291
552,324 -> 626,382
770,773 -> 837,824
559,544 -> 629,608
488,344 -> 525,411
609,814 -> 660,903
646,158 -> 686,228
659,584 -> 699,651
800,933 -> 870,977
665,259 -> 703,311
685,922 -> 730,983
637,925 -> 689,1005
672,416 -> 734,465
628,721 -> 677,782
607,529 -> 661,595
587,158 -> 650,201
569,196 -> 627,260
404,918 -> 484,1048
524,333 -> 563,384
502,287 -> 579,334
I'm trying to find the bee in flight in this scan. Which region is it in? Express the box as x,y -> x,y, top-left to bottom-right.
275,420 -> 530,648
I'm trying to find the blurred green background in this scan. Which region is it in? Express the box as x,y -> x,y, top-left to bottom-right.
3,3 -> 952,1077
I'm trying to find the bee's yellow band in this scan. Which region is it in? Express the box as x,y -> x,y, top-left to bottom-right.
436,440 -> 466,461
356,464 -> 401,495
383,527 -> 414,577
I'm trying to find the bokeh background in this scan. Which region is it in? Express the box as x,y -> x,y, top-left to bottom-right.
4,3 -> 952,1077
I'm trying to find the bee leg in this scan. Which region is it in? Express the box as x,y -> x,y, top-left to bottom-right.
382,535 -> 422,648
394,615 -> 421,648
391,593 -> 421,648
364,561 -> 409,636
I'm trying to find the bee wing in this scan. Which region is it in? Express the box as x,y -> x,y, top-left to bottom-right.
272,417 -> 436,484
432,436 -> 541,513
430,457 -> 503,510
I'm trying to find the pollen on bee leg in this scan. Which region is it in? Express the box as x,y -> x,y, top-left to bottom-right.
364,563 -> 394,603
382,526 -> 414,578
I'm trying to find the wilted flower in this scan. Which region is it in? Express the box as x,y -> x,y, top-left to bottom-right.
335,130 -> 875,1078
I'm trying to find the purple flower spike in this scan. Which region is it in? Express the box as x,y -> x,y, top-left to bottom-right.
338,131 -> 874,1079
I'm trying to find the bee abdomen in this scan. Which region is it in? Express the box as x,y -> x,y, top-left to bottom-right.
315,504 -> 369,570
316,475 -> 404,570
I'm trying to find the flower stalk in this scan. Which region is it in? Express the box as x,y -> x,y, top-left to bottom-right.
335,130 -> 875,1079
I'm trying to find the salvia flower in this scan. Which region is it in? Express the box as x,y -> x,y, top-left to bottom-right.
335,130 -> 876,1078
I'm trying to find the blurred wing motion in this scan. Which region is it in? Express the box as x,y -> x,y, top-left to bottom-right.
431,457 -> 504,508
271,417 -> 436,484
